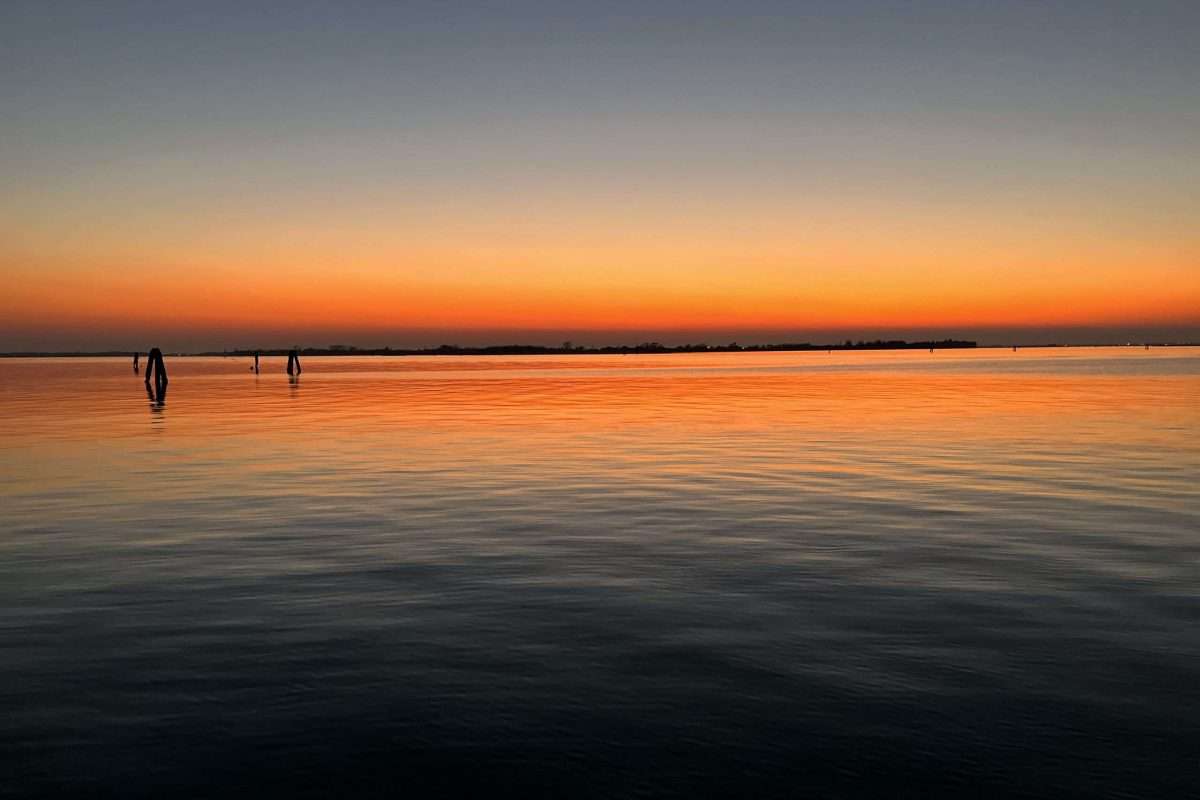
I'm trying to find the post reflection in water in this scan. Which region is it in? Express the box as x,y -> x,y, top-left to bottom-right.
0,349 -> 1197,799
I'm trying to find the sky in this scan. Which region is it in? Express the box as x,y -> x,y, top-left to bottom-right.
2,0 -> 1198,351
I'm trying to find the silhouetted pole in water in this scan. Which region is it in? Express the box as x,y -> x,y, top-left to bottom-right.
144,347 -> 168,396
133,352 -> 140,372
287,348 -> 302,376
254,352 -> 260,374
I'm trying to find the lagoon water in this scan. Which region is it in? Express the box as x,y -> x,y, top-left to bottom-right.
2,349 -> 1198,798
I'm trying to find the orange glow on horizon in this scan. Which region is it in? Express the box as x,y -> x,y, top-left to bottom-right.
4,197 -> 1198,343
5,257 -> 1198,340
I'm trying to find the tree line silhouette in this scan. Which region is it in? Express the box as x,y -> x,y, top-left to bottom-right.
209,339 -> 977,358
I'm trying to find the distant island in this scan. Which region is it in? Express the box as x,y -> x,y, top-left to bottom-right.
2,339 -> 980,357
6,339 -> 1200,357
204,340 -> 979,357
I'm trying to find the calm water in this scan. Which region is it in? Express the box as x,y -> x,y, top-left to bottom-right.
2,349 -> 1198,798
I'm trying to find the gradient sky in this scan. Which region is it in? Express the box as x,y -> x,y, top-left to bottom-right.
3,0 -> 1198,350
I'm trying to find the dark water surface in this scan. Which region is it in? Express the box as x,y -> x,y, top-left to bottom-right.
2,349 -> 1198,797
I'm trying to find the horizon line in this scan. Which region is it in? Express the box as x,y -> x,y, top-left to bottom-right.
5,340 -> 1200,359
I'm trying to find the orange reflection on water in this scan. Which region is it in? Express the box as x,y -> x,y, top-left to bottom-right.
1,350 -> 1197,517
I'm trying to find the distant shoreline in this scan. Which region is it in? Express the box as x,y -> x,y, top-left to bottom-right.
1,340 -> 1196,357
